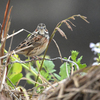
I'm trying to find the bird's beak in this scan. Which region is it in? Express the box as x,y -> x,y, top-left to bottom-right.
40,27 -> 44,30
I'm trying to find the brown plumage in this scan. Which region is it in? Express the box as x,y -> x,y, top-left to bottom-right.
14,23 -> 49,57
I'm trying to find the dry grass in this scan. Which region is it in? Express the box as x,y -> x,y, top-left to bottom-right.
38,65 -> 100,100
0,65 -> 100,100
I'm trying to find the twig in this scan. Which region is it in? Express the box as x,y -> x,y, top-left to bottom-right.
16,77 -> 42,87
52,39 -> 62,62
65,88 -> 99,94
4,84 -> 19,100
43,78 -> 68,93
9,57 -> 79,70
6,77 -> 16,89
0,44 -> 33,59
1,28 -> 32,42
0,65 -> 7,92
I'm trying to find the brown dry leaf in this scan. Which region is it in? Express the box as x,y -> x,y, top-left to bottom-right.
81,16 -> 90,23
70,16 -> 75,20
56,27 -> 67,39
62,20 -> 73,31
77,14 -> 90,23
67,20 -> 76,27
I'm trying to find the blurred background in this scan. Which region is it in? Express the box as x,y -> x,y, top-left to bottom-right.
0,0 -> 100,88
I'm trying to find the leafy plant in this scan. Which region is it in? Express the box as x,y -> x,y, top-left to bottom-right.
25,51 -> 87,85
7,55 -> 23,86
56,50 -> 86,80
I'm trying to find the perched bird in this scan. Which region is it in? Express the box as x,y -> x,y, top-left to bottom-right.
14,23 -> 49,57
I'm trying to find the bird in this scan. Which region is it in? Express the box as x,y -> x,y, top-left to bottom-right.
14,23 -> 49,57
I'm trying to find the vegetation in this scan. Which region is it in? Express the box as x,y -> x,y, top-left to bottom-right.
2,0 -> 100,100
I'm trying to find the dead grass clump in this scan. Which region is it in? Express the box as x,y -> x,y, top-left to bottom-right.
38,65 -> 100,100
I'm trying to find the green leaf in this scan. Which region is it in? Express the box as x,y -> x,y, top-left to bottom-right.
78,63 -> 86,69
8,63 -> 22,77
35,55 -> 50,69
44,60 -> 55,73
40,70 -> 51,81
12,63 -> 22,74
7,73 -> 23,87
70,50 -> 87,70
76,56 -> 86,69
71,50 -> 79,61
8,54 -> 22,75
54,73 -> 61,80
7,54 -> 23,87
77,56 -> 83,64
49,69 -> 56,73
35,55 -> 56,81
59,63 -> 71,80
39,60 -> 56,81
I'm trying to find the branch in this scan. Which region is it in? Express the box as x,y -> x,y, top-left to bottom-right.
9,57 -> 79,70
